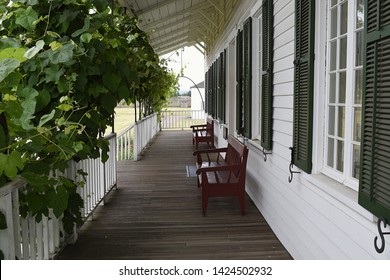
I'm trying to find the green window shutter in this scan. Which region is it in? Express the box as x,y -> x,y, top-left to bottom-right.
261,0 -> 274,150
292,0 -> 315,173
222,49 -> 227,123
358,1 -> 390,223
205,71 -> 208,113
211,63 -> 215,117
236,29 -> 243,133
243,17 -> 252,139
217,55 -> 222,121
213,61 -> 218,118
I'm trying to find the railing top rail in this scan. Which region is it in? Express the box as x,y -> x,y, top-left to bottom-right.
103,132 -> 117,141
0,179 -> 26,197
117,123 -> 135,138
136,112 -> 158,123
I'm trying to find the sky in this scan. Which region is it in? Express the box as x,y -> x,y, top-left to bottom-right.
162,46 -> 205,91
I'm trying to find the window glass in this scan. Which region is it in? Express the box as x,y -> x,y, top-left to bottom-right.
324,0 -> 363,187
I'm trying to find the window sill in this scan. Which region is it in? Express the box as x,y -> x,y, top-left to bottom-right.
302,173 -> 375,222
247,138 -> 264,155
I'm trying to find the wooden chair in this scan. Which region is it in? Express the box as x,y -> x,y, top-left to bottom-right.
193,135 -> 249,216
190,118 -> 214,150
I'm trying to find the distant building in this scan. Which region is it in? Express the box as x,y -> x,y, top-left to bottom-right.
167,96 -> 191,108
190,81 -> 205,111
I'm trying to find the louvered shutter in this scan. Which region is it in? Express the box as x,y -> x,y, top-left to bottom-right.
292,0 -> 315,173
214,60 -> 218,118
217,55 -> 222,121
236,29 -> 243,133
243,17 -> 252,139
222,49 -> 227,123
211,63 -> 216,117
358,1 -> 390,223
261,0 -> 274,150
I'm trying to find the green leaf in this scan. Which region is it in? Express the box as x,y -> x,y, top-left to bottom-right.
80,33 -> 93,43
57,104 -> 73,112
93,0 -> 109,12
118,84 -> 130,100
38,109 -> 56,127
0,211 -> 7,230
19,87 -> 38,129
47,185 -> 68,218
46,31 -> 60,38
22,172 -> 54,193
2,72 -> 23,88
49,43 -> 74,64
15,6 -> 38,32
0,126 -> 6,150
45,64 -> 65,83
35,89 -> 50,112
0,48 -> 27,62
49,41 -> 62,51
103,72 -> 121,93
0,151 -> 25,180
26,192 -> 46,215
0,58 -> 20,83
71,17 -> 90,37
24,40 -> 44,59
101,94 -> 117,113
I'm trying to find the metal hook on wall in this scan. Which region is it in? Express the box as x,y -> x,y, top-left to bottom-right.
288,147 -> 301,183
262,148 -> 272,162
374,217 -> 390,253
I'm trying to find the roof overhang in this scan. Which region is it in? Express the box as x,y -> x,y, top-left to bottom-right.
118,0 -> 238,56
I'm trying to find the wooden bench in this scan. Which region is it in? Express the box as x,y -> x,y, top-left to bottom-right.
190,118 -> 215,150
193,135 -> 249,216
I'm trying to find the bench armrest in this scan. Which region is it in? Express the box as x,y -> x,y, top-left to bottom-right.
196,164 -> 242,175
190,124 -> 207,130
193,147 -> 228,156
193,148 -> 227,165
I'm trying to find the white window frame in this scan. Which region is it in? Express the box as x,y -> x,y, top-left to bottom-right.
251,9 -> 263,142
314,0 -> 363,191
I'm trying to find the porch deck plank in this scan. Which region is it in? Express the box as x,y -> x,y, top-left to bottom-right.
57,130 -> 292,260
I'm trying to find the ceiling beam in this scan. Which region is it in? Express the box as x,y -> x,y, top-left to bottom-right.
157,41 -> 194,56
148,15 -> 193,34
137,0 -> 178,16
199,10 -> 217,28
194,44 -> 205,55
207,0 -> 224,15
139,2 -> 213,30
150,24 -> 206,45
155,38 -> 191,52
152,30 -> 203,49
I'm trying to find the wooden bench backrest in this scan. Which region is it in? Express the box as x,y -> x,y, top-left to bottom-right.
206,118 -> 214,133
225,135 -> 248,173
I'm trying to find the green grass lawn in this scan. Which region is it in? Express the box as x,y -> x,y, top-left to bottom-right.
109,107 -> 194,134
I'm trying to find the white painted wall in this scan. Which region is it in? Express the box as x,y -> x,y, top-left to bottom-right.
206,0 -> 390,260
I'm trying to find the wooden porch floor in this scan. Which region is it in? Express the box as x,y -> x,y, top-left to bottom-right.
57,130 -> 292,260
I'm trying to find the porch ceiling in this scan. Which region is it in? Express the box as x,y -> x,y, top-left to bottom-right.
118,0 -> 239,56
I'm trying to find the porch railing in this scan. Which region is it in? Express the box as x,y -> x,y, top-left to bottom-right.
160,109 -> 206,130
117,113 -> 160,161
0,133 -> 117,260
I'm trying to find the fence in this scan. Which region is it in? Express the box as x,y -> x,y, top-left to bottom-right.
160,110 -> 206,130
0,133 -> 117,260
117,113 -> 160,161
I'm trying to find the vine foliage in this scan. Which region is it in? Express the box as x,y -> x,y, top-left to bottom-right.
0,0 -> 178,235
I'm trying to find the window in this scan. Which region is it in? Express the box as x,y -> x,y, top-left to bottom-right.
323,0 -> 364,189
236,17 -> 252,139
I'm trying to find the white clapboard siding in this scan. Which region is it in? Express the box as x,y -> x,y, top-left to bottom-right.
209,0 -> 390,259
